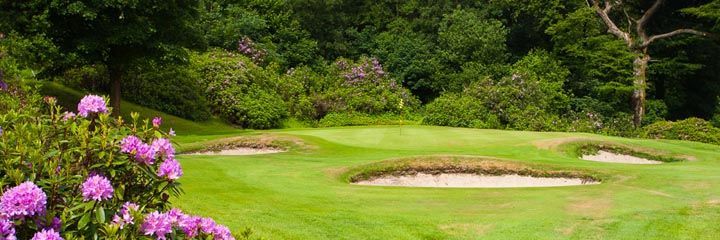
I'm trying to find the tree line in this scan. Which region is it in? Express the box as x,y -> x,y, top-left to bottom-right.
2,0 -> 720,135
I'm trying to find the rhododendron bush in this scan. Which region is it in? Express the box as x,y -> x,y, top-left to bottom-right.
0,80 -> 234,239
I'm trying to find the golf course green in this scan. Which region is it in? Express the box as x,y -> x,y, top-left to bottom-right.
173,126 -> 720,239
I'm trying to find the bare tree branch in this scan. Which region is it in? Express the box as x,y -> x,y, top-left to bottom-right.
623,7 -> 634,34
591,0 -> 632,45
637,0 -> 663,29
637,0 -> 664,41
603,0 -> 614,14
640,29 -> 713,48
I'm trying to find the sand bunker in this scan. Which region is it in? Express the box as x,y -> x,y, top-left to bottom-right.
185,148 -> 285,156
353,173 -> 598,188
581,150 -> 663,164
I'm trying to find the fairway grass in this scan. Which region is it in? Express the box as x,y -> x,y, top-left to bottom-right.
174,126 -> 720,239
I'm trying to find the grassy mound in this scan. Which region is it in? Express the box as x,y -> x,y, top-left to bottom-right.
344,155 -> 601,184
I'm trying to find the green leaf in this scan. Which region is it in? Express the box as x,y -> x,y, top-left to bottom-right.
84,201 -> 95,211
95,206 -> 105,223
78,212 -> 91,229
43,150 -> 59,159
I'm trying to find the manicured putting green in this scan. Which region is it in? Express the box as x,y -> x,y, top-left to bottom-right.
174,126 -> 720,239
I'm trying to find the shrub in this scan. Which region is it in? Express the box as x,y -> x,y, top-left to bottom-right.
124,61 -> 212,121
452,50 -> 571,131
195,48 -> 287,129
643,117 -> 720,144
232,87 -> 287,129
0,79 -> 236,239
322,57 -> 420,115
422,93 -> 500,129
54,65 -> 109,94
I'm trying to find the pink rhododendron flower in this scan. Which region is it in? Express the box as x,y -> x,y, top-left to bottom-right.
81,175 -> 113,202
77,95 -> 108,117
31,229 -> 62,240
141,211 -> 172,240
0,181 -> 47,219
152,117 -> 162,128
157,158 -> 183,180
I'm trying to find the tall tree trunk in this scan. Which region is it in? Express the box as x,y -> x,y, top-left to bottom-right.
110,69 -> 122,117
631,50 -> 650,127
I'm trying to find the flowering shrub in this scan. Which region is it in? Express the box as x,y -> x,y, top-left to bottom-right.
422,93 -> 500,129
195,49 -> 287,129
237,36 -> 266,64
643,117 -> 720,144
323,57 -> 419,115
0,80 -> 235,239
424,50 -> 569,131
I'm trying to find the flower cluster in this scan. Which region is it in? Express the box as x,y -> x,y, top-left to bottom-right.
0,181 -> 47,220
61,111 -> 76,122
153,117 -> 162,128
0,216 -> 15,240
0,181 -> 48,239
140,209 -> 234,240
31,229 -> 63,240
120,134 -> 182,179
237,36 -> 266,64
81,175 -> 114,202
122,134 -> 176,165
157,158 -> 183,181
151,138 -> 175,158
339,58 -> 388,87
111,202 -> 139,229
77,95 -> 108,117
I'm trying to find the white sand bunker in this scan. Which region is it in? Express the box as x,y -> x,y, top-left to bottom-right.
186,148 -> 285,156
353,173 -> 598,188
581,150 -> 663,164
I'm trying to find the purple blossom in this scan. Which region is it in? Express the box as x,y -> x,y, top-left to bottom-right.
135,143 -> 157,165
151,138 -> 175,158
152,117 -> 162,128
199,217 -> 216,234
31,229 -> 62,240
77,95 -> 108,117
0,181 -> 47,220
50,217 -> 61,232
141,211 -> 172,240
157,158 -> 183,181
111,202 -> 139,229
0,126 -> 2,137
81,175 -> 114,202
0,70 -> 6,91
165,208 -> 183,224
212,224 -> 235,240
178,214 -> 201,238
62,112 -> 76,122
237,36 -> 265,63
168,128 -> 176,136
120,135 -> 142,154
0,216 -> 15,240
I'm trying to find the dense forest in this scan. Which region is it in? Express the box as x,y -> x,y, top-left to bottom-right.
2,0 -> 720,141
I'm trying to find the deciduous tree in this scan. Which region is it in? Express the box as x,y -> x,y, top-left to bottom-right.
590,0 -> 713,127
